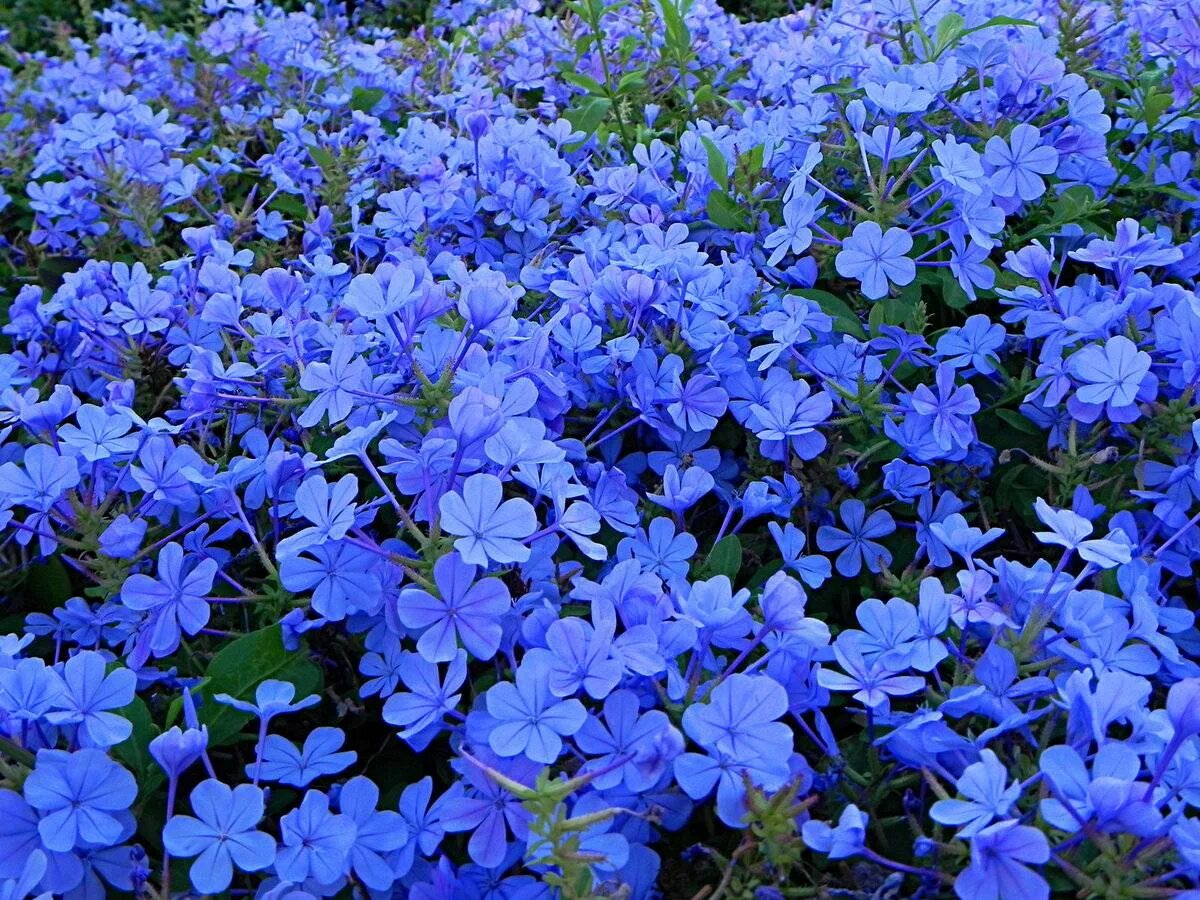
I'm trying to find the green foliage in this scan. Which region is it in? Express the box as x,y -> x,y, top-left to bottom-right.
714,0 -> 801,22
703,534 -> 743,580
464,753 -> 628,900
0,0 -> 101,53
166,624 -> 323,746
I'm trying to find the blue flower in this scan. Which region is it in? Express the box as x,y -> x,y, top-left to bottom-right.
0,790 -> 42,879
397,551 -> 511,662
277,473 -> 360,558
0,849 -> 45,900
46,650 -> 137,748
1032,497 -> 1132,567
930,750 -> 1021,837
617,517 -> 697,581
816,640 -> 924,708
646,464 -> 715,515
440,752 -> 538,868
438,474 -> 537,567
816,499 -> 895,577
768,521 -> 831,587
23,748 -> 137,852
984,124 -> 1058,201
121,542 -> 216,659
802,804 -> 868,859
279,541 -> 382,620
275,790 -> 357,884
685,674 -> 792,762
882,459 -> 931,502
575,689 -> 681,791
909,364 -> 980,453
216,679 -> 320,722
666,372 -> 728,433
1038,743 -> 1154,835
936,314 -> 1006,376
382,650 -> 468,747
764,191 -> 820,265
932,134 -> 985,194
162,780 -> 275,894
954,821 -> 1049,900
539,614 -> 623,700
484,658 -> 586,763
1067,335 -> 1153,424
58,405 -> 138,462
673,745 -> 791,828
835,221 -> 915,299
747,377 -> 832,462
337,776 -> 409,891
248,727 -> 356,786
1069,217 -> 1183,278
298,335 -> 370,427
676,575 -> 753,648
0,657 -> 63,724
673,675 -> 794,826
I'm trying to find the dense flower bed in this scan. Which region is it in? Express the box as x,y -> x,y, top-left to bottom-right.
0,0 -> 1199,896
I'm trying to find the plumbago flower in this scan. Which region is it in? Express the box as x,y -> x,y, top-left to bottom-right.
438,474 -> 537,567
120,541 -> 217,660
162,780 -> 275,894
396,551 -> 510,662
2,0 -> 1200,895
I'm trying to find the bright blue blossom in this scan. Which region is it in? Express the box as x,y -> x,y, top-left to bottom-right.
1067,335 -> 1154,423
931,751 -> 1021,837
485,659 -> 587,763
46,650 -> 136,747
835,222 -> 916,300
954,822 -> 1050,900
121,542 -> 217,660
23,749 -> 137,852
983,124 -> 1058,201
816,500 -> 896,577
438,474 -> 537,567
397,551 -> 510,662
163,780 -> 275,894
248,727 -> 356,786
275,790 -> 357,884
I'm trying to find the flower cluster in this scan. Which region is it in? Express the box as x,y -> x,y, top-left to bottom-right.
0,0 -> 1199,896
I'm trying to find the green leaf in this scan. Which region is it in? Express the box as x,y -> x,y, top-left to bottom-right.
308,146 -> 336,171
1142,89 -> 1173,128
701,136 -> 729,191
935,267 -> 972,310
564,96 -> 612,142
813,79 -> 857,96
657,0 -> 690,57
21,558 -> 75,615
868,294 -> 923,335
113,696 -> 157,787
960,15 -> 1035,37
192,625 -> 323,747
271,193 -> 309,220
994,408 -> 1042,436
349,87 -> 385,113
705,189 -> 748,231
37,256 -> 82,291
798,289 -> 867,338
741,143 -> 765,175
706,535 -> 743,580
1146,182 -> 1199,202
616,70 -> 647,95
933,13 -> 965,55
560,70 -> 607,96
